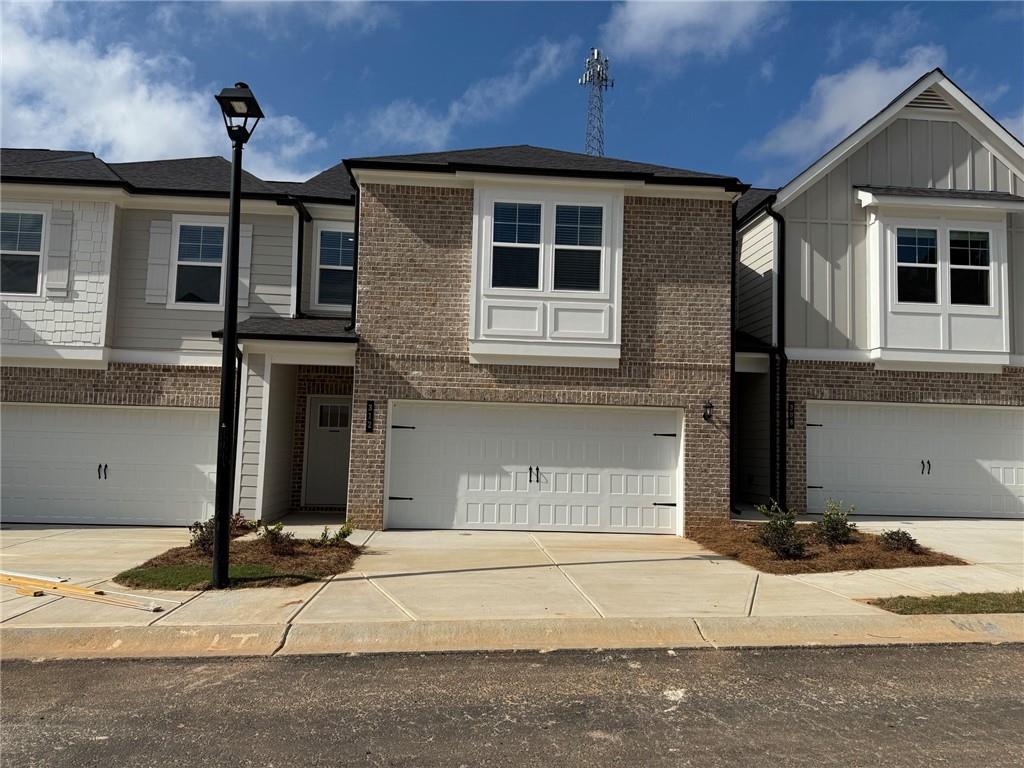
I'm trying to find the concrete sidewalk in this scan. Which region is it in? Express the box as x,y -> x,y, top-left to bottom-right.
2,522 -> 1021,659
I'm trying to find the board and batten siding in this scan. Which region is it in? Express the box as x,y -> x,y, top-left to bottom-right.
236,353 -> 267,518
781,116 -> 1024,354
111,209 -> 295,352
736,213 -> 775,345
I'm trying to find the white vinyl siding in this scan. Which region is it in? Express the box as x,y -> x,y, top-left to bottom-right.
261,363 -> 297,522
112,209 -> 294,352
736,213 -> 776,345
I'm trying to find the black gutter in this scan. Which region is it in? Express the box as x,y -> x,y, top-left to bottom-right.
765,199 -> 787,509
345,184 -> 360,332
276,197 -> 313,319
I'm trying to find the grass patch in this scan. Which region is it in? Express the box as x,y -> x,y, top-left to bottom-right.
870,591 -> 1024,615
113,538 -> 360,591
692,523 -> 965,575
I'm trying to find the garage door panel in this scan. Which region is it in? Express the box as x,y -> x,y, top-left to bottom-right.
807,402 -> 1023,519
387,402 -> 681,534
2,405 -> 217,526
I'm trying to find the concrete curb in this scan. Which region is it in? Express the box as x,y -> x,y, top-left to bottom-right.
694,613 -> 1024,649
0,624 -> 287,660
1,614 -> 1020,660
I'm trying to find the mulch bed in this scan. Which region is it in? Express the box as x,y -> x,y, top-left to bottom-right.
114,538 -> 361,591
691,523 -> 965,575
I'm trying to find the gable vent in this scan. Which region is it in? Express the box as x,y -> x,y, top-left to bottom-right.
907,87 -> 954,111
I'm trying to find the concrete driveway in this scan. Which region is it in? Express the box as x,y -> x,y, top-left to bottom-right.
1,519 -> 1021,631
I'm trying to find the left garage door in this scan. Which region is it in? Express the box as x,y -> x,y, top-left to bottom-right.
1,404 -> 217,526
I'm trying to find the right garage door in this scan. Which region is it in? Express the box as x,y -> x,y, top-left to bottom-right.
806,402 -> 1024,519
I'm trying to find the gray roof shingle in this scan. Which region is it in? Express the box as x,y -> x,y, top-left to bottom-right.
109,156 -> 278,196
736,187 -> 777,223
0,148 -> 124,184
346,145 -> 746,190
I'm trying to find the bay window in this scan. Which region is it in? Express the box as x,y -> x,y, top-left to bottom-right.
491,203 -> 541,289
948,230 -> 990,306
895,228 -> 938,304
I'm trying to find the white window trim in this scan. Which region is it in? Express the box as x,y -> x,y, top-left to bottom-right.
481,191 -> 613,301
0,201 -> 51,301
166,214 -> 228,311
312,220 -> 355,314
884,215 -> 1003,319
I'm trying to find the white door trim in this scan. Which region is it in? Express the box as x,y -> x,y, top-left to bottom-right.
301,394 -> 353,508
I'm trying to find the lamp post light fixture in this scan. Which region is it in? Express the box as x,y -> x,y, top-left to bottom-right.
211,82 -> 263,589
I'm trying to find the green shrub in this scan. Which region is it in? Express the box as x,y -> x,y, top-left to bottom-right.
257,522 -> 295,554
878,529 -> 919,552
188,519 -> 216,554
315,522 -> 355,548
815,499 -> 857,548
755,500 -> 805,560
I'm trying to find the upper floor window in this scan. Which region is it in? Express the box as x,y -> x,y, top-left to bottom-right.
949,230 -> 990,306
171,223 -> 225,306
491,202 -> 541,289
553,205 -> 603,291
896,228 -> 938,303
314,227 -> 355,309
1,211 -> 45,295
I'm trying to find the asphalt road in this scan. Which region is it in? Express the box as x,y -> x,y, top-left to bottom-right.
2,645 -> 1022,767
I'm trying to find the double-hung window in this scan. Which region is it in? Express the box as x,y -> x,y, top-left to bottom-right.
491,203 -> 541,289
315,228 -> 355,308
948,230 -> 990,306
895,227 -> 938,304
172,223 -> 225,306
553,205 -> 603,291
1,210 -> 45,295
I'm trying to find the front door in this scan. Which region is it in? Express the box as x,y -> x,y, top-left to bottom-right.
303,396 -> 351,507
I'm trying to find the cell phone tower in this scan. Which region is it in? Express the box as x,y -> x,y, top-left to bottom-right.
578,48 -> 613,156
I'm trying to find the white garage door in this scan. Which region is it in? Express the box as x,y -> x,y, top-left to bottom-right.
807,402 -> 1024,519
1,404 -> 217,526
386,401 -> 682,533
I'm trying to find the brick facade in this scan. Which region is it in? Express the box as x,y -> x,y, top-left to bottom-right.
785,360 -> 1024,513
347,183 -> 734,533
290,365 -> 353,511
1,362 -> 220,408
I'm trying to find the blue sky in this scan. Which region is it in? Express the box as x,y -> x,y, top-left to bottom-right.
2,1 -> 1022,186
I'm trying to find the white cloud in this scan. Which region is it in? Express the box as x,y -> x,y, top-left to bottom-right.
750,45 -> 946,163
601,1 -> 781,64
210,0 -> 396,35
759,60 -> 776,83
0,3 -> 324,181
357,38 -> 576,152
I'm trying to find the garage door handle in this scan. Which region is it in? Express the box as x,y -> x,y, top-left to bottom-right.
921,460 -> 925,475
103,464 -> 108,480
927,460 -> 931,475
652,503 -> 676,507
388,496 -> 413,501
98,463 -> 102,480
528,466 -> 534,482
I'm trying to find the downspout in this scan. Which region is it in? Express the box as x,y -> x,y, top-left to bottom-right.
345,185 -> 360,332
277,196 -> 312,319
729,199 -> 738,515
766,200 -> 787,508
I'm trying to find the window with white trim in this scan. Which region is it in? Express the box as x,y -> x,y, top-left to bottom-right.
948,230 -> 990,306
895,227 -> 938,304
316,229 -> 355,307
171,223 -> 225,306
553,205 -> 603,291
491,202 -> 541,289
1,211 -> 45,295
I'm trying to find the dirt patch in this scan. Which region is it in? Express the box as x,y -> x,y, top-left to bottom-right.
871,591 -> 1024,615
114,538 -> 361,591
692,523 -> 965,575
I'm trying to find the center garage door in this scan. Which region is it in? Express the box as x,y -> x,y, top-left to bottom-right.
807,402 -> 1024,519
1,404 -> 217,526
385,401 -> 682,534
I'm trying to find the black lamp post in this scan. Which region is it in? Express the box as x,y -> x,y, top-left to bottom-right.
211,82 -> 263,589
